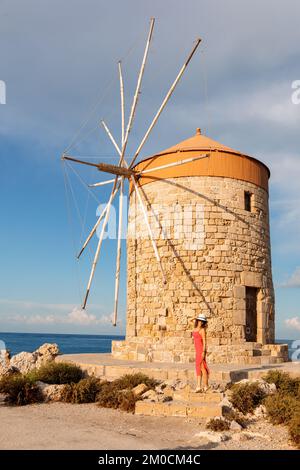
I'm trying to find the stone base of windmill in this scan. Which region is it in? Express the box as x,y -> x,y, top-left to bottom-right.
111,338 -> 289,365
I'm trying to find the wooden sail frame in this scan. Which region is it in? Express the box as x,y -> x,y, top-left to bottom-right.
61,18 -> 202,325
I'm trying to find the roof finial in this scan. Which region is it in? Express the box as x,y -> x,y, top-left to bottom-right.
196,127 -> 201,135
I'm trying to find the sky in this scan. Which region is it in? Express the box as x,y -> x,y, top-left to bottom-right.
0,0 -> 300,339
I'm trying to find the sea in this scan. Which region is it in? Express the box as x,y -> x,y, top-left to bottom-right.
0,332 -> 125,357
0,332 -> 297,360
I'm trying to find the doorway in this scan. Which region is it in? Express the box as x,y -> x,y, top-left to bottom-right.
245,287 -> 258,342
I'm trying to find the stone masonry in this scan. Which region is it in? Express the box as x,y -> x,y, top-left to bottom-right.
112,175 -> 288,364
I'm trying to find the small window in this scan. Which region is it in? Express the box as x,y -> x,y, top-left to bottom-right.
244,191 -> 253,212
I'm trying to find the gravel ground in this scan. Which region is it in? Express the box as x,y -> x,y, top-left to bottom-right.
0,403 -> 296,450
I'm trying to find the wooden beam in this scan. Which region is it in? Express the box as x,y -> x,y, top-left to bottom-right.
62,155 -> 134,178
129,37 -> 202,168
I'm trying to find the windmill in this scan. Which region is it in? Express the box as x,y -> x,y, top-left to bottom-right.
61,18 -> 203,327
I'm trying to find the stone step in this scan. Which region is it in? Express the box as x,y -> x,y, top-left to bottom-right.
173,390 -> 224,403
135,400 -> 223,418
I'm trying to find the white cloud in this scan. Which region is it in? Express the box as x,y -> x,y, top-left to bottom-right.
285,317 -> 300,331
66,307 -> 113,325
280,268 -> 300,288
0,299 -> 117,326
0,299 -> 75,312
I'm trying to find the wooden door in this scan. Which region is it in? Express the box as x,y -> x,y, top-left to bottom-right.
245,287 -> 258,342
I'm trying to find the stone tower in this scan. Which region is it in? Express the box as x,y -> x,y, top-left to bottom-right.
112,129 -> 288,364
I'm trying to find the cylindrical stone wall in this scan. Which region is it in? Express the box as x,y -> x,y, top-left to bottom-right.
113,174 -> 275,363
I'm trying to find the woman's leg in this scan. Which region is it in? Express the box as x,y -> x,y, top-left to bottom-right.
196,373 -> 202,390
195,357 -> 202,391
201,363 -> 208,388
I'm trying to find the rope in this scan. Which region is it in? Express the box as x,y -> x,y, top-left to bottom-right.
63,29 -> 146,155
62,161 -> 83,302
64,162 -> 93,263
65,161 -> 101,204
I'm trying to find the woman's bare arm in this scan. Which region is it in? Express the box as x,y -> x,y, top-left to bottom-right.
201,328 -> 207,357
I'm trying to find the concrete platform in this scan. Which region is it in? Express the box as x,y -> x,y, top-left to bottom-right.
56,353 -> 300,385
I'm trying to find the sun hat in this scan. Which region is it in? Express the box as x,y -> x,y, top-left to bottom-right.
195,314 -> 208,322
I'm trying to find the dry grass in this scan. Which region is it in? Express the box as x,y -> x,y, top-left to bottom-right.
96,373 -> 157,413
206,418 -> 230,432
30,362 -> 83,385
0,374 -> 43,406
61,377 -> 102,404
229,382 -> 266,415
263,370 -> 300,448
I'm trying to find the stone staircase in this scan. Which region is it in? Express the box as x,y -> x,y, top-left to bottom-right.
207,342 -> 289,366
135,388 -> 224,418
113,338 -> 289,365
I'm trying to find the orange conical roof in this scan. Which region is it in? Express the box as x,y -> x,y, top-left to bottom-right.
156,128 -> 242,157
133,128 -> 270,192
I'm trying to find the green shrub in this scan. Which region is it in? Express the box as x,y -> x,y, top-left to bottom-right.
288,412 -> 300,449
62,377 -> 102,404
32,362 -> 83,385
0,373 -> 42,406
112,373 -> 157,391
96,373 -> 156,413
229,382 -> 266,415
264,370 -> 300,398
206,418 -> 230,432
97,382 -> 137,413
264,393 -> 299,425
223,408 -> 247,428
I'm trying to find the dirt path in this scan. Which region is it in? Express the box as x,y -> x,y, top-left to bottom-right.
0,403 -> 295,450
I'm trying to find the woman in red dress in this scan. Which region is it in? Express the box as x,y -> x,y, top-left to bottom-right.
192,314 -> 209,392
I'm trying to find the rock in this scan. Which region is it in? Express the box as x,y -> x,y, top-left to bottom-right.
0,349 -> 11,367
132,383 -> 148,396
38,383 -> 65,402
35,343 -> 59,368
162,379 -> 178,389
254,405 -> 267,419
243,431 -> 271,441
230,420 -> 242,432
36,381 -> 48,391
160,395 -> 173,403
141,389 -> 159,402
232,432 -> 251,442
162,385 -> 174,398
0,392 -> 8,405
155,384 -> 165,394
220,397 -> 234,410
10,352 -> 37,374
9,343 -> 60,374
0,364 -> 18,378
194,431 -> 230,443
236,379 -> 276,395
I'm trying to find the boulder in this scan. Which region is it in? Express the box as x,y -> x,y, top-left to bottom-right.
0,364 -> 18,378
0,349 -> 11,367
236,378 -> 276,395
9,343 -> 60,374
220,396 -> 234,410
160,395 -> 173,403
10,352 -> 37,374
141,389 -> 159,402
230,420 -> 242,432
132,383 -> 148,397
162,385 -> 174,398
35,343 -> 59,368
36,381 -> 65,402
0,392 -> 8,405
232,432 -> 251,442
254,405 -> 267,419
194,431 -> 230,443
